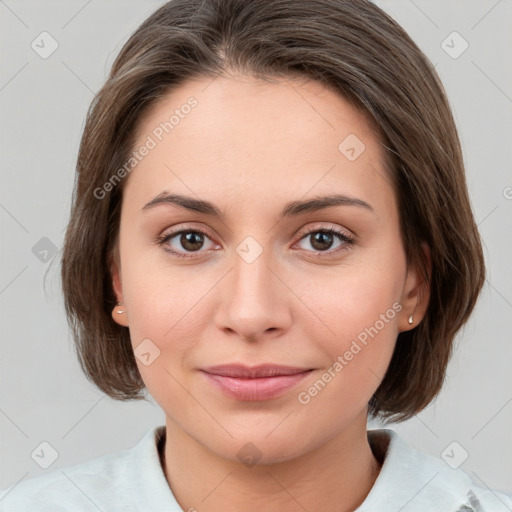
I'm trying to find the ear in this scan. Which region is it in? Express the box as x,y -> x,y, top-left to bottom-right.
398,242 -> 431,332
109,246 -> 129,327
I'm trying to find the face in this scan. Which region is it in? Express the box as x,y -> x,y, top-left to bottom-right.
111,72 -> 426,463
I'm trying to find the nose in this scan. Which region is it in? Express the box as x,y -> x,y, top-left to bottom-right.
214,248 -> 293,342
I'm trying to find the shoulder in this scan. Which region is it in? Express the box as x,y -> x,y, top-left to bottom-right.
360,428 -> 512,512
0,448 -> 133,512
0,426 -> 165,512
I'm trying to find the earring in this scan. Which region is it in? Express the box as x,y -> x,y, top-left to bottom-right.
408,314 -> 414,325
116,302 -> 125,314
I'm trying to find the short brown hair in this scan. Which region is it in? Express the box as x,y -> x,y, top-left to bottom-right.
61,0 -> 485,423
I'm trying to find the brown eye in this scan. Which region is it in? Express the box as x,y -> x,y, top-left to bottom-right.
157,227 -> 217,258
295,227 -> 355,257
179,232 -> 205,252
309,231 -> 336,251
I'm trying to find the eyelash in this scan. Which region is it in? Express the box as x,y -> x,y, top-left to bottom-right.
155,224 -> 356,259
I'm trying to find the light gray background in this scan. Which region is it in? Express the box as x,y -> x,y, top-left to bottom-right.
1,0 -> 511,497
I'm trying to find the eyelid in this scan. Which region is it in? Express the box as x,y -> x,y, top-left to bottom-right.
160,222 -> 217,241
160,222 -> 354,243
294,221 -> 355,240
157,221 -> 355,258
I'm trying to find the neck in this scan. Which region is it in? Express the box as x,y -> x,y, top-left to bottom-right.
160,410 -> 382,512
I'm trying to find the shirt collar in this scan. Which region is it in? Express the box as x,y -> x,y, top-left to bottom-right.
358,428 -> 487,511
130,425 -> 505,512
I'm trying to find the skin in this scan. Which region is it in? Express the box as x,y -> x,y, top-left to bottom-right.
110,72 -> 430,512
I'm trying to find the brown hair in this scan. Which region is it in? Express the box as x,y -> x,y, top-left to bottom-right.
61,0 -> 485,423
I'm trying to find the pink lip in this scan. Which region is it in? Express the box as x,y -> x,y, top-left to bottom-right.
200,364 -> 314,401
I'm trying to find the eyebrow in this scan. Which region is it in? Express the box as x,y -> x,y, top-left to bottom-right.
142,192 -> 375,219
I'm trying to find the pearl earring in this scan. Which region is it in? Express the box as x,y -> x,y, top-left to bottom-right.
408,314 -> 414,325
116,302 -> 125,314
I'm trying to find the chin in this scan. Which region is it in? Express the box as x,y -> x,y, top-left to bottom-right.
197,420 -> 321,466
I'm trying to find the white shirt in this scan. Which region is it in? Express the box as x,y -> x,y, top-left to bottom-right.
1,425 -> 511,511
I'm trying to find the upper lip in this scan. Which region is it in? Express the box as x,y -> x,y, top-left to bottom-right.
201,364 -> 313,378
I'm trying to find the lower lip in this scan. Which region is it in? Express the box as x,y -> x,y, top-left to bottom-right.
201,370 -> 313,401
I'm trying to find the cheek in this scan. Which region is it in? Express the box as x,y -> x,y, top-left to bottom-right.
123,271 -> 206,355
309,280 -> 400,389
298,250 -> 404,346
119,256 -> 217,394
293,244 -> 405,400
119,231 -> 207,341
293,276 -> 401,430
123,274 -> 203,413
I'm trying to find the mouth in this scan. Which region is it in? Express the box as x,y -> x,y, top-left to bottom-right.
200,364 -> 314,401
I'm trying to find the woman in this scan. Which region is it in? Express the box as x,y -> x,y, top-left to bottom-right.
1,0 -> 510,510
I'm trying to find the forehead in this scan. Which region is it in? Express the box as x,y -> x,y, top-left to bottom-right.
125,73 -> 394,217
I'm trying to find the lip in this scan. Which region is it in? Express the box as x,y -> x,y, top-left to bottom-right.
200,364 -> 314,401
